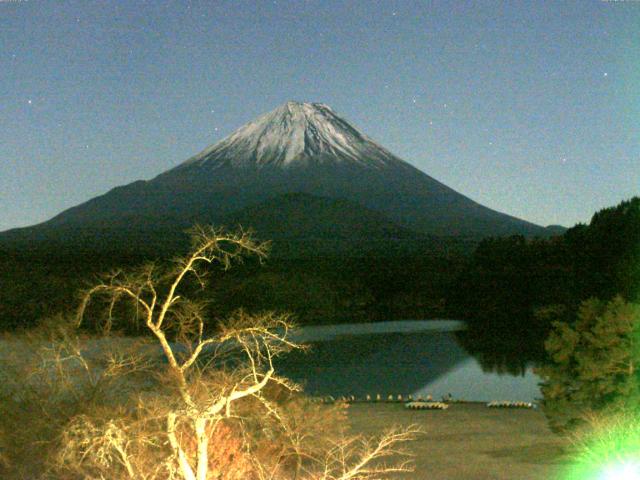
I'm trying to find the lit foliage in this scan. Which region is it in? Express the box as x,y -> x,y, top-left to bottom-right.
536,296 -> 640,433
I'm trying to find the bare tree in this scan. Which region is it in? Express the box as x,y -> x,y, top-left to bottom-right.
60,225 -> 421,480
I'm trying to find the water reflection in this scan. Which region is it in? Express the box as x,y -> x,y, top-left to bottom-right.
455,323 -> 547,377
276,320 -> 542,402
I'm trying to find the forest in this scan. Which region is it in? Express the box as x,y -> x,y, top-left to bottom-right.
1,197 -> 638,367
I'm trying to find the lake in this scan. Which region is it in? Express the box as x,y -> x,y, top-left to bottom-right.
17,319 -> 542,404
276,320 -> 542,403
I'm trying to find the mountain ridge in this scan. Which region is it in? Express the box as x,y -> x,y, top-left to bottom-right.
0,101 -> 562,250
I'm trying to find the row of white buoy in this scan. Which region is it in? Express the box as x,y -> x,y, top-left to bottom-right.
319,393 -> 440,404
316,395 -> 536,409
486,401 -> 534,409
407,400 -> 534,410
405,401 -> 449,410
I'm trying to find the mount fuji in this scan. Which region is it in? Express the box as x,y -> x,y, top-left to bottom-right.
1,102 -> 557,253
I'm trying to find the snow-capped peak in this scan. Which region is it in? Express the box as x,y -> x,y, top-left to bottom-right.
179,101 -> 402,170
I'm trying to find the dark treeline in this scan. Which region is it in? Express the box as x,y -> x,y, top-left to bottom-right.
1,197 -> 638,370
452,196 -> 640,371
0,242 -> 467,332
0,249 -> 146,331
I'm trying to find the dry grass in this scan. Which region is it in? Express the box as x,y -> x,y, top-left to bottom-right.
345,403 -> 569,480
0,332 -> 163,479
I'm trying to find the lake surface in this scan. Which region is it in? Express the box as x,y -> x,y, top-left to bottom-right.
276,320 -> 542,403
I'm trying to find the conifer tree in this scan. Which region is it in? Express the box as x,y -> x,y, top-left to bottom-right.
536,296 -> 640,432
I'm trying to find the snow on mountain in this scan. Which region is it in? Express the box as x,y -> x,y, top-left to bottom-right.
176,101 -> 402,170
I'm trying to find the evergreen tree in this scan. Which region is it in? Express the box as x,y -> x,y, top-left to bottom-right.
536,296 -> 640,433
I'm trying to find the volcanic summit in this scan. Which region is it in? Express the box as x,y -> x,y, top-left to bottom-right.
1,102 -> 554,251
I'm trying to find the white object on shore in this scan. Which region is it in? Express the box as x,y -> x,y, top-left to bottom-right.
486,401 -> 534,409
405,401 -> 449,410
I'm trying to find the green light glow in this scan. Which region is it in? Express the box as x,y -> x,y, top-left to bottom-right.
560,412 -> 640,480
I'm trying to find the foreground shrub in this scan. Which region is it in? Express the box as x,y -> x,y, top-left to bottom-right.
536,296 -> 640,433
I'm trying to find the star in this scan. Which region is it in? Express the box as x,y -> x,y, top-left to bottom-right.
392,11 -> 397,16
27,99 -> 32,104
603,72 -> 608,77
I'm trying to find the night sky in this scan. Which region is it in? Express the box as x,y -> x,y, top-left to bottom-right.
1,0 -> 638,232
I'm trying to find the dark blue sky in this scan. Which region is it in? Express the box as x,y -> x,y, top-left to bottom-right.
2,0 -> 638,231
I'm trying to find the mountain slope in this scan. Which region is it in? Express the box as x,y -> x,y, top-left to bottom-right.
223,192 -> 417,240
218,192 -> 436,257
1,101 -> 555,251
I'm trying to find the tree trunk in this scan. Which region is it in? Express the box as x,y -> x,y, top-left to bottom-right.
195,417 -> 209,480
167,413 -> 197,480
